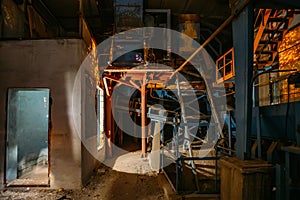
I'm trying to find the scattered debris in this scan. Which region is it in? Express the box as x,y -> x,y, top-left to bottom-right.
0,166 -> 166,200
57,188 -> 64,193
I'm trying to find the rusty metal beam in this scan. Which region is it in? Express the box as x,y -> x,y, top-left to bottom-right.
170,0 -> 251,78
106,93 -> 113,157
171,16 -> 234,78
104,68 -> 173,72
103,75 -> 141,90
141,73 -> 147,157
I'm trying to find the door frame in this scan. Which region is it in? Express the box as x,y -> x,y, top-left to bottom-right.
5,88 -> 51,186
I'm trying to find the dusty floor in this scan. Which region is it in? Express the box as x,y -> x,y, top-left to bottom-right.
0,164 -> 220,200
0,164 -> 166,200
0,138 -> 220,200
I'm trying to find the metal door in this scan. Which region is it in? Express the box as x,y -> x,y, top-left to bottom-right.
6,88 -> 49,183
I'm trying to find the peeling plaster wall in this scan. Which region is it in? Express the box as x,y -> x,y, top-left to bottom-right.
0,39 -> 104,189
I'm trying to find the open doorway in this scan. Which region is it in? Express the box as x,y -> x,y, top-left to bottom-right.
6,88 -> 50,186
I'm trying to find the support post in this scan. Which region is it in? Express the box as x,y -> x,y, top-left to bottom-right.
141,74 -> 147,157
228,111 -> 232,156
232,3 -> 254,160
285,151 -> 290,200
106,91 -> 113,157
256,107 -> 262,158
79,0 -> 83,36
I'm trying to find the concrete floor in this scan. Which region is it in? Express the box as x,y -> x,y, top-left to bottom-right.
1,135 -> 220,199
0,158 -> 219,200
7,165 -> 48,187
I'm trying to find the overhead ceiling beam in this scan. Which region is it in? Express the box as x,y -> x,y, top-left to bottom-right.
182,0 -> 191,13
31,0 -> 62,27
255,0 -> 300,8
231,0 -> 300,11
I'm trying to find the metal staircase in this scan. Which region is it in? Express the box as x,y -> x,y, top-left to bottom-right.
254,9 -> 295,69
175,74 -> 200,191
214,9 -> 298,158
216,9 -> 297,83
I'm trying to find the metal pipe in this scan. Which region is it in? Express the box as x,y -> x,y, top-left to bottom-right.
170,0 -> 251,79
149,87 -> 174,102
228,111 -> 232,156
141,73 -> 147,157
79,0 -> 83,36
106,94 -> 113,157
104,75 -> 141,90
253,69 -> 298,87
215,144 -> 218,191
255,107 -> 262,158
104,68 -> 173,72
180,69 -> 202,78
168,1 -> 251,143
103,77 -> 111,96
170,15 -> 234,79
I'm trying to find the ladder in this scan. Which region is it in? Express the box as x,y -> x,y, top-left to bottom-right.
215,8 -> 296,82
254,9 -> 295,69
175,74 -> 211,191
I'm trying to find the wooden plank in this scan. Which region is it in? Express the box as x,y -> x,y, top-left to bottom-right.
219,157 -> 274,200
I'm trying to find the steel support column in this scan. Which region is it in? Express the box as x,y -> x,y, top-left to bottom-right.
232,3 -> 254,160
141,74 -> 147,157
105,92 -> 113,157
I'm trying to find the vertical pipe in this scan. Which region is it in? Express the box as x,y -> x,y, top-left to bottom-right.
215,145 -> 218,191
27,6 -> 33,38
174,121 -> 179,192
119,113 -> 123,145
276,164 -> 283,200
160,118 -> 164,169
106,92 -> 113,157
97,88 -> 100,148
228,111 -> 232,156
141,74 -> 147,157
176,159 -> 179,192
256,107 -> 262,158
285,152 -> 290,200
79,0 -> 83,36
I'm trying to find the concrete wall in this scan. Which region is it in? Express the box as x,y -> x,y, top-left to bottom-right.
80,65 -> 106,186
0,39 -> 105,189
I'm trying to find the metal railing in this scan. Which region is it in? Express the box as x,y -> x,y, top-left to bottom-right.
216,48 -> 235,84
